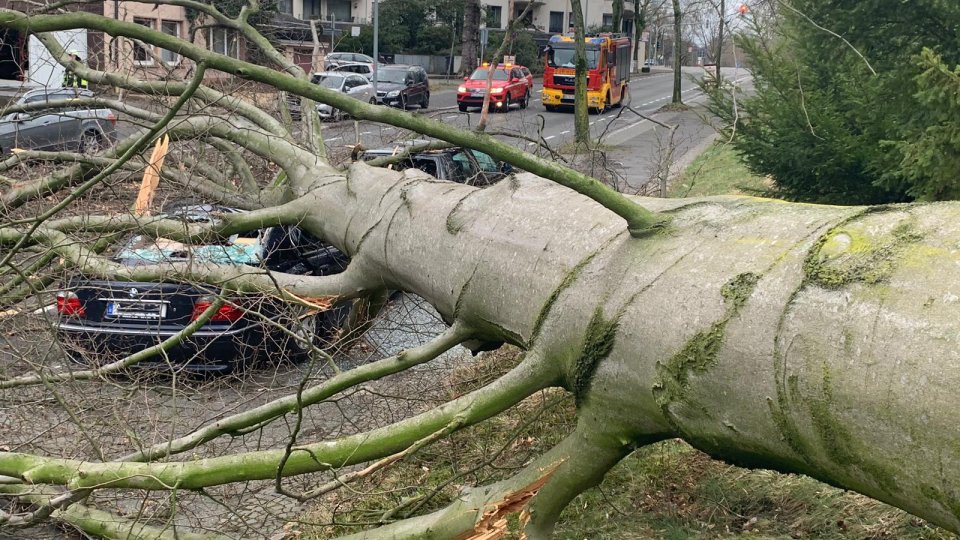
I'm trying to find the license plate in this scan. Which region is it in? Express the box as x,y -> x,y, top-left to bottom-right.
106,300 -> 168,319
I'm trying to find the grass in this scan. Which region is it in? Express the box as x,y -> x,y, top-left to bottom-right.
669,142 -> 772,198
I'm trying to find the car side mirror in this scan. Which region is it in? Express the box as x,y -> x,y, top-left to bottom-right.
499,162 -> 513,174
10,112 -> 28,122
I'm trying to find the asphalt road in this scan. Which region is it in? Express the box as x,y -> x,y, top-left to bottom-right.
314,67 -> 750,158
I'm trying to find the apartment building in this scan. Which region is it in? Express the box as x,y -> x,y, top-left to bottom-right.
479,0 -> 635,34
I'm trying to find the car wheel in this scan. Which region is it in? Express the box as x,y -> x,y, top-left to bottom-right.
458,103 -> 468,112
399,94 -> 407,110
519,91 -> 529,109
78,130 -> 102,154
369,97 -> 377,104
332,108 -> 343,122
502,95 -> 511,112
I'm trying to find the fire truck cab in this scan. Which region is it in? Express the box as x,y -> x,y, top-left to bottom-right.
542,33 -> 632,113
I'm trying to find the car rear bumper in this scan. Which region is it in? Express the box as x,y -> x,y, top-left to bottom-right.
56,320 -> 269,372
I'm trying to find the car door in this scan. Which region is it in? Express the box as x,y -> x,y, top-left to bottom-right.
347,75 -> 372,102
11,94 -> 75,151
403,69 -> 420,105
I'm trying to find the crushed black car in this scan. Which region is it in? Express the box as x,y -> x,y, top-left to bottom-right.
360,140 -> 513,186
54,204 -> 350,373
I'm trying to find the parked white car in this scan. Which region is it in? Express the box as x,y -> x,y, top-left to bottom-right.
310,72 -> 375,121
330,62 -> 374,79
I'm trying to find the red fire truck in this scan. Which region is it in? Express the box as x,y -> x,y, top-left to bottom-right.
542,33 -> 632,113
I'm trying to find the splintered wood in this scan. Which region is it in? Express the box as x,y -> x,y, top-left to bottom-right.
457,461 -> 563,540
133,134 -> 170,216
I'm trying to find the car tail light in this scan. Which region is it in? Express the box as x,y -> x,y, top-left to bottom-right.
191,296 -> 243,322
106,111 -> 117,126
56,291 -> 85,317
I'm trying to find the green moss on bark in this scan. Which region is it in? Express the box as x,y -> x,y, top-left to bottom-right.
572,308 -> 619,406
653,273 -> 760,426
805,218 -> 923,289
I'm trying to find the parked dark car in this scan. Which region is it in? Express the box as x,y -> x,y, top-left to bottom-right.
54,204 -> 350,372
361,140 -> 512,186
0,88 -> 117,155
374,65 -> 429,109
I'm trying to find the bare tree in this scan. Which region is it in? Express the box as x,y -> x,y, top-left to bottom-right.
570,0 -> 591,145
672,0 -> 684,103
461,0 -> 482,74
1,4 -> 960,540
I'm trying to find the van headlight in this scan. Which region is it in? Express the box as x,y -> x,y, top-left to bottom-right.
387,90 -> 400,97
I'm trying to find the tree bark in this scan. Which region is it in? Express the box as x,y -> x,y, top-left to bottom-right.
612,0 -> 623,32
461,0 -> 481,74
715,0 -> 724,82
672,0 -> 683,103
570,0 -> 591,145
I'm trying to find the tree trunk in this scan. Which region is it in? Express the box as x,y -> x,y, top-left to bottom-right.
715,0 -> 724,83
461,0 -> 481,75
612,0 -> 623,32
632,0 -> 646,72
672,0 -> 683,103
571,0 -> 590,145
8,169 -> 960,538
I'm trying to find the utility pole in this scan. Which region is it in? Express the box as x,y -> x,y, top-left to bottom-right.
372,0 -> 379,98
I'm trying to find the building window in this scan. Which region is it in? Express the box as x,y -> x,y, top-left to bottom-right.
567,12 -> 575,31
602,13 -> 613,30
208,27 -> 239,58
132,17 -> 154,64
485,5 -> 502,29
303,0 -> 320,18
160,20 -> 180,64
622,19 -> 633,36
277,0 -> 292,15
548,11 -> 564,33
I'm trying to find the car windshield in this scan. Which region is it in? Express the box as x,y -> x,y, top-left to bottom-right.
115,235 -> 261,265
469,68 -> 510,81
376,69 -> 408,84
548,46 -> 599,69
313,74 -> 345,89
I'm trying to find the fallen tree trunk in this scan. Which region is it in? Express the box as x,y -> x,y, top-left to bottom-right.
4,164 -> 960,536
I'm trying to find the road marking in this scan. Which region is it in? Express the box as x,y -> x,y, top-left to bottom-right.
544,135 -> 555,140
328,136 -> 342,141
445,115 -> 459,120
361,131 -> 371,135
560,130 -> 570,135
527,141 -> 536,146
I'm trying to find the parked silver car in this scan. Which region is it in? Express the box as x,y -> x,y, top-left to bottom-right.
330,62 -> 374,79
0,88 -> 117,155
310,72 -> 375,121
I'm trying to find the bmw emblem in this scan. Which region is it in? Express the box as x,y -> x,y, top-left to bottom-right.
129,288 -> 139,298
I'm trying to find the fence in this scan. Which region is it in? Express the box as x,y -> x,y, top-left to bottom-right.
392,54 -> 461,75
